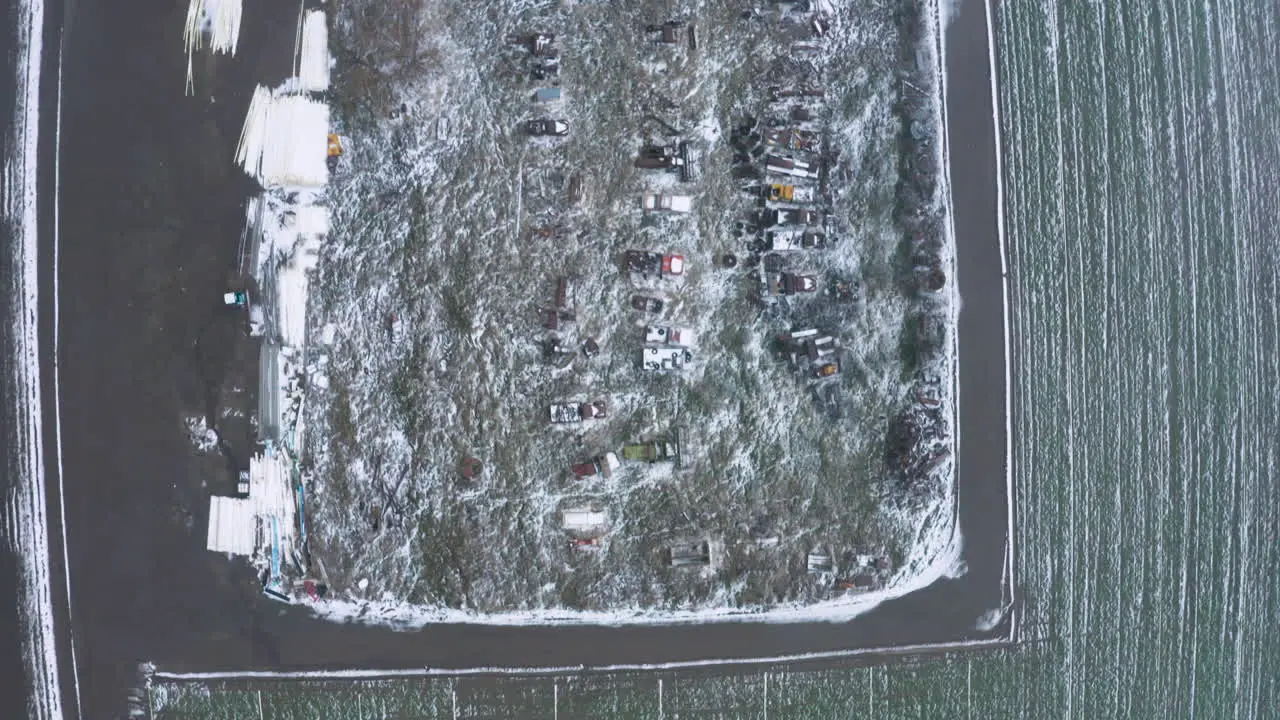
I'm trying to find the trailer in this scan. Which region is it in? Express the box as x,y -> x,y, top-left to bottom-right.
641,192 -> 693,212
561,507 -> 608,530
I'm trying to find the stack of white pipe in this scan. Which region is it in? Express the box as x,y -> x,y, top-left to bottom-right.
234,85 -> 272,179
297,11 -> 329,93
183,0 -> 244,94
236,88 -> 329,187
205,0 -> 243,55
260,94 -> 330,187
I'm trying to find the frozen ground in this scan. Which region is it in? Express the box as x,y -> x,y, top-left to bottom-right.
300,0 -> 955,615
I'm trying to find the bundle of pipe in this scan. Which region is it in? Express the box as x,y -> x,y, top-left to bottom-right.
206,0 -> 243,55
183,0 -> 244,94
260,95 -> 330,187
234,85 -> 273,179
297,11 -> 329,93
183,0 -> 205,94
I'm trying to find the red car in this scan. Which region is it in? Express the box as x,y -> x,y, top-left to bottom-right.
572,452 -> 620,479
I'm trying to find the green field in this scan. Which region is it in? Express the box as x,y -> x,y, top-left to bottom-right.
148,647 -> 1062,719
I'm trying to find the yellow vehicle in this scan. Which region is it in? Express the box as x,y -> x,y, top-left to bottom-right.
766,183 -> 815,203
327,133 -> 343,157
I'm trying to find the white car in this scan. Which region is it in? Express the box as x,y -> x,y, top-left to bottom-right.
645,325 -> 696,347
641,192 -> 693,212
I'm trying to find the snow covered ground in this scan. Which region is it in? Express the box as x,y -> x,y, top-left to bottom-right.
295,0 -> 957,617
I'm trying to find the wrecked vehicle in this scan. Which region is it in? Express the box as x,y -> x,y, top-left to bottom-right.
570,453 -> 620,479
635,143 -> 690,181
763,207 -> 823,227
641,345 -> 692,372
626,249 -> 685,278
644,325 -> 696,347
621,434 -> 680,464
631,294 -> 665,314
766,229 -> 829,251
549,400 -> 607,424
764,272 -> 819,297
525,118 -> 569,136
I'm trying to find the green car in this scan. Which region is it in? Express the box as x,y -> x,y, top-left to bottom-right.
621,433 -> 680,465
